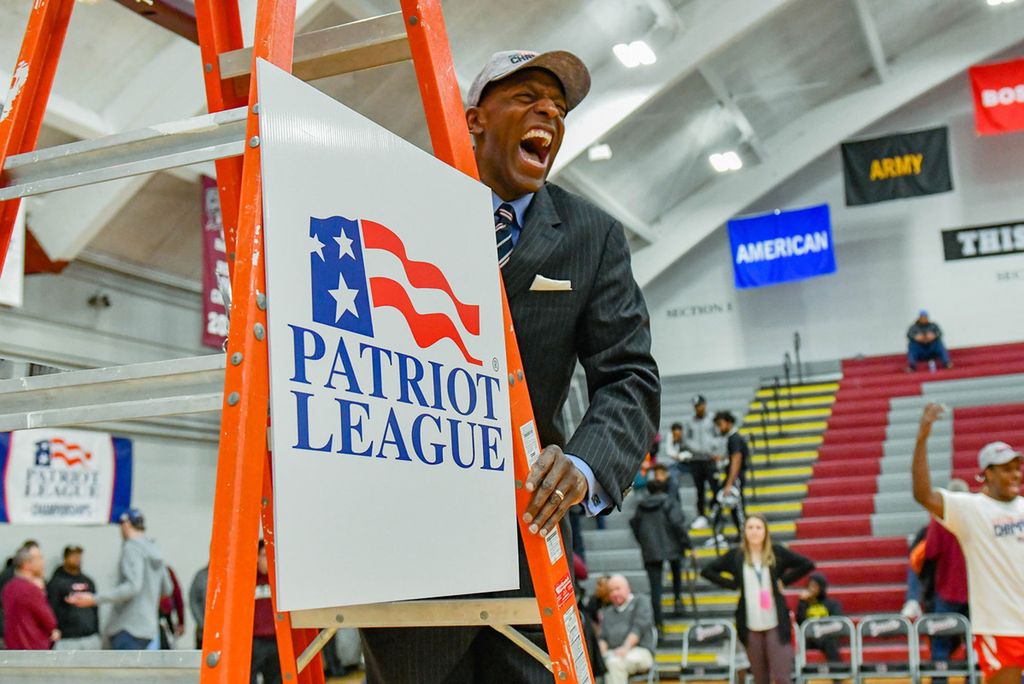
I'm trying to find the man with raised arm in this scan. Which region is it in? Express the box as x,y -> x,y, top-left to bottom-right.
912,402 -> 1024,684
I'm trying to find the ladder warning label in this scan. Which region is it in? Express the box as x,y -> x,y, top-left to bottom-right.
562,605 -> 592,684
519,420 -> 541,466
555,573 -> 574,608
545,527 -> 564,565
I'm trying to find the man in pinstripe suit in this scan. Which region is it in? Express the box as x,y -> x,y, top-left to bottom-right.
360,49 -> 660,683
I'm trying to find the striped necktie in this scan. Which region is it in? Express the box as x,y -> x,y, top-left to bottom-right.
495,203 -> 516,269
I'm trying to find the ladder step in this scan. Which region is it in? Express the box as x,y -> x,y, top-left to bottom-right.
0,355 -> 225,431
0,108 -> 247,201
291,598 -> 541,629
0,649 -> 200,682
219,12 -> 410,83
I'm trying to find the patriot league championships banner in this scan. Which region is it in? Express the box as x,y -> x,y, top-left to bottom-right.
942,220 -> 1024,261
969,58 -> 1024,136
0,429 -> 132,525
256,61 -> 517,611
727,204 -> 836,290
841,126 -> 952,206
201,175 -> 229,349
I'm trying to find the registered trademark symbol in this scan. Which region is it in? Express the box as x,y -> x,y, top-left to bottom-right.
492,358 -> 499,372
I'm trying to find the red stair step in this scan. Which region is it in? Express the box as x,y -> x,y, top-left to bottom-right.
813,459 -> 879,479
788,536 -> 907,562
955,402 -> 1024,420
796,515 -> 873,539
791,558 -> 905,586
806,476 -> 877,498
822,425 -> 887,445
801,496 -> 875,518
817,443 -> 883,460
785,584 -> 904,614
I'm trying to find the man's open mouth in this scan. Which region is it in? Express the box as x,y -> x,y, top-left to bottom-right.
518,128 -> 552,169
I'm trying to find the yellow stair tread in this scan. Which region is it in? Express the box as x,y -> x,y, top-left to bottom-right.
740,421 -> 828,434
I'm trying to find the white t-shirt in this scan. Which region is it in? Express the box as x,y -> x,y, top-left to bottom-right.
743,563 -> 778,631
938,489 -> 1024,635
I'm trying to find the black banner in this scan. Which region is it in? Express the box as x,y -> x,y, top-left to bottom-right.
942,220 -> 1024,261
841,126 -> 952,206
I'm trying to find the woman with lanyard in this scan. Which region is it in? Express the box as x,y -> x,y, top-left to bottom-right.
701,514 -> 815,684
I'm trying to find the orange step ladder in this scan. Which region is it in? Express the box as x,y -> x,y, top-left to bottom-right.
0,2 -> 594,682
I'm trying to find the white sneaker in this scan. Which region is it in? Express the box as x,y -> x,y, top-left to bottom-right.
690,515 -> 709,530
900,599 -> 922,619
702,533 -> 727,548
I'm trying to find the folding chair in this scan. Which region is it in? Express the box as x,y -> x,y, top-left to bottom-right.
855,614 -> 915,683
914,612 -> 976,683
679,619 -> 737,684
628,626 -> 661,683
796,616 -> 857,684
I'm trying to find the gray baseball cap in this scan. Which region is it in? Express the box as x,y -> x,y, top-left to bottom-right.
978,441 -> 1022,470
467,50 -> 591,112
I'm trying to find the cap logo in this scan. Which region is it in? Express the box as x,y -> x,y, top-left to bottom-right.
509,52 -> 537,65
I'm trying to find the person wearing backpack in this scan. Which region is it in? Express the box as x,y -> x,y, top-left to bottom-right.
630,477 -> 691,631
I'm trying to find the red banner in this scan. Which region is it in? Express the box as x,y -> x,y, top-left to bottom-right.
201,176 -> 229,349
969,58 -> 1024,136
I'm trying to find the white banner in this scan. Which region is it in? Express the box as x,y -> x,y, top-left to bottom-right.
0,202 -> 25,308
257,60 -> 517,611
0,428 -> 133,525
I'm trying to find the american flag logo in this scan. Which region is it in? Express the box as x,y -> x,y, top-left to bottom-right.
308,216 -> 482,366
33,438 -> 93,469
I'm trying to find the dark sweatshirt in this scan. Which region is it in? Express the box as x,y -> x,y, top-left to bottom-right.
629,493 -> 691,563
795,573 -> 843,623
47,566 -> 99,639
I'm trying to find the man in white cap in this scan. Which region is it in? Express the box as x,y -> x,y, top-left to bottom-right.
912,402 -> 1024,684
360,49 -> 660,683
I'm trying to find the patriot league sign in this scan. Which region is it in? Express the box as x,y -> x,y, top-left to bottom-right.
256,61 -> 517,611
0,429 -> 132,525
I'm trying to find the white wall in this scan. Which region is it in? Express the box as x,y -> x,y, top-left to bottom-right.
645,71 -> 1024,377
0,436 -> 217,643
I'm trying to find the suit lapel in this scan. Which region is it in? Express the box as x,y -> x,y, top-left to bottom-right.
502,185 -> 565,300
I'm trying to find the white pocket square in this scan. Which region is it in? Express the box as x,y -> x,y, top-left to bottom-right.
530,275 -> 573,292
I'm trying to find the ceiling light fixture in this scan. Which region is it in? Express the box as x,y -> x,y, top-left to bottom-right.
613,41 -> 657,68
709,151 -> 743,173
588,144 -> 613,161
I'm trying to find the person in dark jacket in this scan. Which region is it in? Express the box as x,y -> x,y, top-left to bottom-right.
795,573 -> 843,662
906,310 -> 951,371
630,477 -> 690,629
701,514 -> 814,684
47,545 -> 100,650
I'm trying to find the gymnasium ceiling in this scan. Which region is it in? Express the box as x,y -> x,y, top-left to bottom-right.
2,0 -> 1024,292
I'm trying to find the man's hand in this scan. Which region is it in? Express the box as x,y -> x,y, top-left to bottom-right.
50,629 -> 61,643
599,639 -> 608,656
920,402 -> 945,431
174,623 -> 185,637
613,645 -> 629,658
66,592 -> 97,608
523,445 -> 587,536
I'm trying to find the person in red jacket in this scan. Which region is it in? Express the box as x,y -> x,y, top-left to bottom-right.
1,544 -> 58,649
251,540 -> 280,684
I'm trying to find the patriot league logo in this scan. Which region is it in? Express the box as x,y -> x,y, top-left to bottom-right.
285,215 -> 506,471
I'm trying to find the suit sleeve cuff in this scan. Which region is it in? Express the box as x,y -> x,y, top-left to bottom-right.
567,454 -> 611,516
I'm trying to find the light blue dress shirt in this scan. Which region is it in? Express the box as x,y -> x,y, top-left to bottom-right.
491,192 -> 611,516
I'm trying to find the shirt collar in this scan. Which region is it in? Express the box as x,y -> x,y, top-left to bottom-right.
491,191 -> 535,226
614,594 -> 635,612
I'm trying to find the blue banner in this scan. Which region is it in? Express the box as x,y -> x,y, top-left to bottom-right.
0,429 -> 132,524
727,204 -> 837,289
